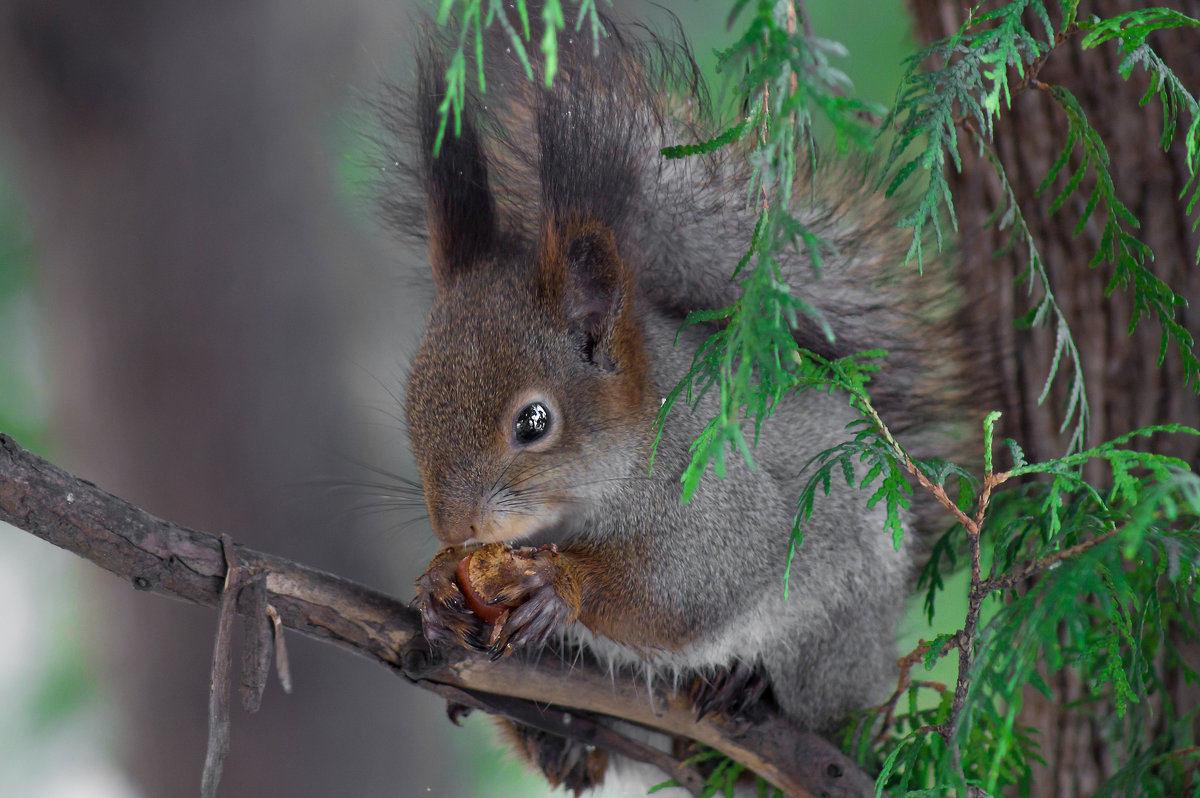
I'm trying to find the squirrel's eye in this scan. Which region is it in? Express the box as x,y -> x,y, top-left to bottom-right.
514,402 -> 551,445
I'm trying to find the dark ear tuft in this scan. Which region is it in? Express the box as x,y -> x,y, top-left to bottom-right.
418,53 -> 496,290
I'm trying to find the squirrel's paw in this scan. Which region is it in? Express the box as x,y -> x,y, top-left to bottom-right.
498,719 -> 609,796
475,544 -> 581,660
690,659 -> 771,724
413,547 -> 490,651
416,543 -> 581,658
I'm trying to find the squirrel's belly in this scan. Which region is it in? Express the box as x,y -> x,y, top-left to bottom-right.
560,594 -> 782,679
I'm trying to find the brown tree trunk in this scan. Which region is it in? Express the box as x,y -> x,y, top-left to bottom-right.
0,1 -> 456,795
907,1 -> 1200,795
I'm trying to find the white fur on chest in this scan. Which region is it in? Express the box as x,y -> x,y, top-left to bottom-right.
558,589 -> 791,690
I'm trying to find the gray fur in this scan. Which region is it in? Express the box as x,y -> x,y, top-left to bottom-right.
564,308 -> 910,727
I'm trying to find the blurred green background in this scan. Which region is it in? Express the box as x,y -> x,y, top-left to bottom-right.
0,2 -> 960,796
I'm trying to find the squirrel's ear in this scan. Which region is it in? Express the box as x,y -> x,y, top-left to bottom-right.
540,222 -> 633,371
418,59 -> 496,291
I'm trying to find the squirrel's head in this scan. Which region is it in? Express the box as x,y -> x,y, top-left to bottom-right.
406,222 -> 656,546
405,90 -> 655,545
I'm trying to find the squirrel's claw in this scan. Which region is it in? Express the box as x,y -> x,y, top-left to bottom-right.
690,659 -> 771,724
414,547 -> 488,649
488,583 -> 573,659
498,719 -> 609,795
480,545 -> 580,658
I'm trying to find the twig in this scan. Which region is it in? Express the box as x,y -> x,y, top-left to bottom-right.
1012,23 -> 1081,95
917,467 -> 1010,743
266,604 -> 293,694
866,390 -> 1124,764
858,392 -> 1007,536
977,527 -> 1120,594
792,0 -> 812,39
790,0 -> 882,128
855,395 -> 1013,745
239,572 -> 271,712
874,637 -> 956,742
947,22 -> 1081,132
201,536 -> 242,798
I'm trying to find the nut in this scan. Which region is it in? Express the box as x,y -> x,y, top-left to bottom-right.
455,549 -> 510,625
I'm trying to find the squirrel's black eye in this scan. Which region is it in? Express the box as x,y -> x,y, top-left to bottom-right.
514,401 -> 551,445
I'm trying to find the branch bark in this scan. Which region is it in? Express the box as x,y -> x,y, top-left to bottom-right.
0,432 -> 877,798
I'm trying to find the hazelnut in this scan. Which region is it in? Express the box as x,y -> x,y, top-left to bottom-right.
455,549 -> 510,625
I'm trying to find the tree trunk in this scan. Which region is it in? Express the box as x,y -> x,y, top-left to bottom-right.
907,1 -> 1200,794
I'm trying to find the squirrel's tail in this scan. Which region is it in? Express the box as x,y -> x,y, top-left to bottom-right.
385,5 -> 978,494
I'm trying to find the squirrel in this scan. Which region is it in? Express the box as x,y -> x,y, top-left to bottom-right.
387,5 -> 972,794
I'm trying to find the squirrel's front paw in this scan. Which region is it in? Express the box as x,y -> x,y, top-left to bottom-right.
414,546 -> 489,651
458,543 -> 581,660
415,543 -> 581,657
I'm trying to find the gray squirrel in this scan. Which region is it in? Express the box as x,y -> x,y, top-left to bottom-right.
390,5 -> 972,794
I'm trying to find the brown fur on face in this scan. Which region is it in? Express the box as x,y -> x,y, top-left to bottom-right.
406,221 -> 657,548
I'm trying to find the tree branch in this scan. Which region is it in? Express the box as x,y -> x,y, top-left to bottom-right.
0,433 -> 879,798
976,526 -> 1120,594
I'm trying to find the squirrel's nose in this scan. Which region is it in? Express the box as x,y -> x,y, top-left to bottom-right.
433,508 -> 479,545
434,524 -> 474,546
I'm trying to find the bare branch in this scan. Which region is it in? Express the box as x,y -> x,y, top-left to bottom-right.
0,433 -> 879,798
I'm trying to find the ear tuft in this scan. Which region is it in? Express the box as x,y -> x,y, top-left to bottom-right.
418,54 -> 497,290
